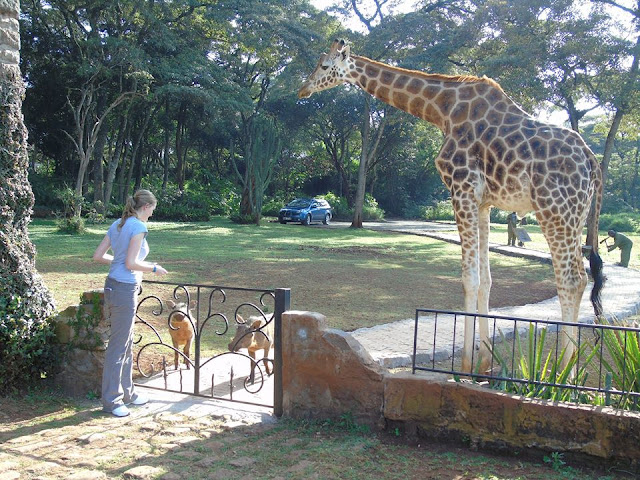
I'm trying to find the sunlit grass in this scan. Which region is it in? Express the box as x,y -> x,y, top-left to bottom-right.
31,217 -> 558,331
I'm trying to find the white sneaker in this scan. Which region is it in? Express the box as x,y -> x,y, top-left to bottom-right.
111,405 -> 130,417
128,394 -> 148,406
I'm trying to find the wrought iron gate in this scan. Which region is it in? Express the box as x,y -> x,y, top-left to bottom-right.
132,280 -> 290,416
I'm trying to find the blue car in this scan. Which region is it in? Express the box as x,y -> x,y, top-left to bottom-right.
278,198 -> 332,225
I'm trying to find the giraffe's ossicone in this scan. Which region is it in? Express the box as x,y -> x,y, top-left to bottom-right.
299,39 -> 605,373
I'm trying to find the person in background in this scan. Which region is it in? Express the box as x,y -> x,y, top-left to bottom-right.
93,189 -> 168,417
606,229 -> 633,268
507,211 -> 518,247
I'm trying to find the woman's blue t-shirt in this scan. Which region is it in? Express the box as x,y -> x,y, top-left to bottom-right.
107,217 -> 149,284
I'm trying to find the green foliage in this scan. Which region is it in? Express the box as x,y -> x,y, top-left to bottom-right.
320,192 -> 351,219
543,452 -> 566,472
55,187 -> 82,218
600,213 -> 640,234
362,193 -> 385,221
84,201 -> 106,224
261,195 -> 289,217
422,200 -> 455,221
319,192 -> 384,221
67,292 -> 103,350
232,115 -> 282,224
0,295 -> 61,394
29,172 -> 66,211
489,324 -> 595,404
597,322 -> 640,410
56,215 -> 86,234
139,178 -> 238,222
54,187 -> 86,233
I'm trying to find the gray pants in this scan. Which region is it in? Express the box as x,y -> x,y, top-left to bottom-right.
102,277 -> 140,412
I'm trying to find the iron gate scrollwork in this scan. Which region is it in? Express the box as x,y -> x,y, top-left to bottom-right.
132,280 -> 289,415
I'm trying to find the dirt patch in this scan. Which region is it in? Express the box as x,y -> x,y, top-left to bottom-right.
0,393 -> 633,480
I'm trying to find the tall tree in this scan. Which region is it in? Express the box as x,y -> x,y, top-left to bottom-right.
231,115 -> 282,224
0,0 -> 56,385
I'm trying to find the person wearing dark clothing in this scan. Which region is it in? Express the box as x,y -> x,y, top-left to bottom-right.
507,212 -> 518,246
606,229 -> 633,267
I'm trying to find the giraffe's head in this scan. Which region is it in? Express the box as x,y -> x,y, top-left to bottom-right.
298,39 -> 352,99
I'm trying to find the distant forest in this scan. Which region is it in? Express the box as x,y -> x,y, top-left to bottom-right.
21,0 -> 640,224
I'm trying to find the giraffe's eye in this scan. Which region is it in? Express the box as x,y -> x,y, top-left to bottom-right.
321,65 -> 329,70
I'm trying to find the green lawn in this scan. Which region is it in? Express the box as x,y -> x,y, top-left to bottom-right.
30,217 -> 557,332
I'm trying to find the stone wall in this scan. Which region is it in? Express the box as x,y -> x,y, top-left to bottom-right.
282,310 -> 640,469
52,289 -> 108,397
281,311 -> 386,427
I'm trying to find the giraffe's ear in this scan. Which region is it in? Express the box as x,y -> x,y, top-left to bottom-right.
341,44 -> 350,60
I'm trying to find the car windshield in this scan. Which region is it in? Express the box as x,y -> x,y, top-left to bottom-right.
286,199 -> 311,208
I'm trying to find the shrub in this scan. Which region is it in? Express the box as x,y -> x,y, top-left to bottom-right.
84,201 -> 106,224
600,213 -> 640,234
54,187 -> 86,233
56,215 -> 86,234
362,193 -> 385,221
29,172 -> 66,212
320,192 -> 350,220
0,295 -> 61,394
317,192 -> 384,221
262,195 -> 288,217
597,321 -> 640,410
422,200 -> 454,221
401,201 -> 425,220
123,177 -> 239,221
489,324 -> 595,404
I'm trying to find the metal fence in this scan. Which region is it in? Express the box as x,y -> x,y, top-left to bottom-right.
412,308 -> 640,410
132,280 -> 290,416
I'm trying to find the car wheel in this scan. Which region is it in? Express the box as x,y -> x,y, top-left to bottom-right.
323,213 -> 331,225
302,214 -> 311,226
279,220 -> 287,224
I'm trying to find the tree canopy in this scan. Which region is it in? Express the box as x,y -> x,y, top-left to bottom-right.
18,0 -> 640,221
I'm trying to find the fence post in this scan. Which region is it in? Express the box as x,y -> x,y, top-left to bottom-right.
274,288 -> 290,417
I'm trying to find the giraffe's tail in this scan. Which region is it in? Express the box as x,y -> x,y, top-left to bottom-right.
589,250 -> 605,318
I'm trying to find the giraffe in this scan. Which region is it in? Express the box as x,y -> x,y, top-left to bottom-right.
299,39 -> 605,373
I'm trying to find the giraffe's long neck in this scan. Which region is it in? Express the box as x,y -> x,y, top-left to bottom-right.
347,55 -> 449,132
346,55 -> 511,135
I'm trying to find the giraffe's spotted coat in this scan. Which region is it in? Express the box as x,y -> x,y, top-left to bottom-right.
298,40 -> 604,373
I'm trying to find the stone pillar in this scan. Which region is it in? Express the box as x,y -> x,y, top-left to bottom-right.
281,310 -> 386,427
52,289 -> 110,397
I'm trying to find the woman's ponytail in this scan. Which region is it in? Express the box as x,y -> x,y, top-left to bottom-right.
118,189 -> 157,229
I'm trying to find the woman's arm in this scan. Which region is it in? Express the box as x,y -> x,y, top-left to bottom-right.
125,232 -> 168,275
93,235 -> 113,265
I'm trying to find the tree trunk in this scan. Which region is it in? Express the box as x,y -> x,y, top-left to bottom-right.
162,98 -> 171,193
91,92 -> 108,205
175,102 -> 187,191
586,35 -> 639,249
0,0 -> 55,320
351,97 -> 386,228
104,113 -> 128,208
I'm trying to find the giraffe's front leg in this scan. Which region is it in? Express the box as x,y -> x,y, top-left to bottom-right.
453,197 -> 481,374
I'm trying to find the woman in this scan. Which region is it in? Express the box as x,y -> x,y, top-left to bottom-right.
93,189 -> 168,417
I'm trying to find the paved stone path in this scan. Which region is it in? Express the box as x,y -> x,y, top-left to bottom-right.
0,390 -> 275,480
336,220 -> 640,368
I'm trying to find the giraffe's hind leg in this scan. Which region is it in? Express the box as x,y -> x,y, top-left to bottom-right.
538,216 -> 588,368
454,198 -> 492,374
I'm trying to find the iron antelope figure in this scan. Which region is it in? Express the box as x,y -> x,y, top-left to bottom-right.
299,39 -> 604,373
